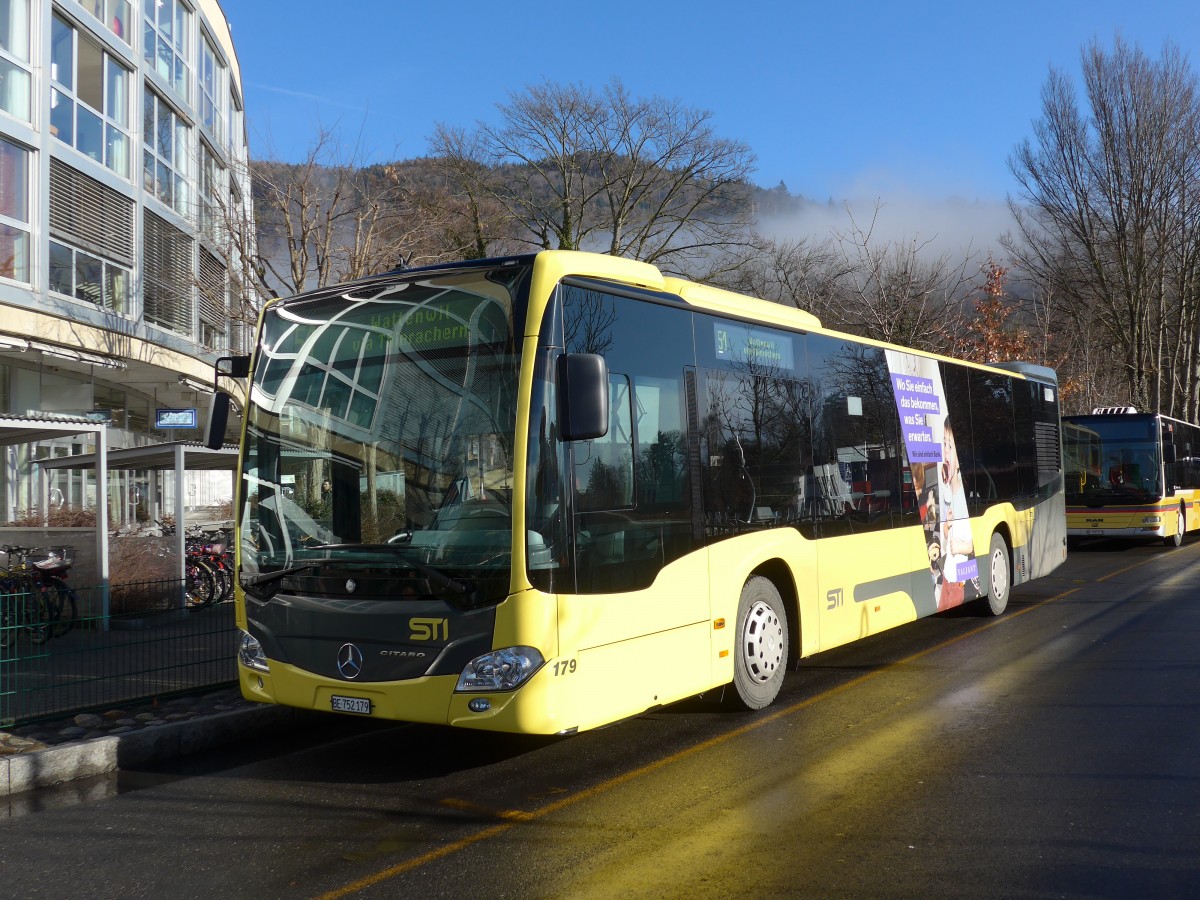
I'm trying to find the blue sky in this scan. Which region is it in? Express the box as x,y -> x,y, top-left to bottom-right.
221,0 -> 1199,250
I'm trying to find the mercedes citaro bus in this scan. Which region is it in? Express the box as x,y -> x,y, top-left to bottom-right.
207,250 -> 1066,734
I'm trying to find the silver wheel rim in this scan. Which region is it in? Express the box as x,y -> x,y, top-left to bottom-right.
990,546 -> 1009,600
740,600 -> 784,684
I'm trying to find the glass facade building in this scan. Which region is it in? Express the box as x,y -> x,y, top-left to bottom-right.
0,0 -> 253,524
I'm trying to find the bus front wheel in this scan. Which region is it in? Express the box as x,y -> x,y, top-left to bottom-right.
728,576 -> 789,710
981,532 -> 1011,617
1163,504 -> 1185,548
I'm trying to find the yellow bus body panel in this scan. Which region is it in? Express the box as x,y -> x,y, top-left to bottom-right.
240,663 -> 459,726
1066,492 -> 1198,540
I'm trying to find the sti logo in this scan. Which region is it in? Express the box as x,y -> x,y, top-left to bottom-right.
409,617 -> 448,641
826,587 -> 844,610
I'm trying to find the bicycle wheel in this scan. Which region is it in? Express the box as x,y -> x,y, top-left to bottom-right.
185,561 -> 217,609
44,576 -> 79,637
212,562 -> 234,602
23,585 -> 52,645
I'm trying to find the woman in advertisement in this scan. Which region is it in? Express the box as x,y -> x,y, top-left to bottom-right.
934,416 -> 977,609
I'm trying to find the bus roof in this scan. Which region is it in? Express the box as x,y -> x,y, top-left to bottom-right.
267,250 -> 1054,386
530,250 -> 1051,383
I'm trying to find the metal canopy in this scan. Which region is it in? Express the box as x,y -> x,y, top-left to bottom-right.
39,441 -> 237,616
38,441 -> 238,471
0,413 -> 108,447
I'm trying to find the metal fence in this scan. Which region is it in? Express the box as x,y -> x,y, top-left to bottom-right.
0,578 -> 237,728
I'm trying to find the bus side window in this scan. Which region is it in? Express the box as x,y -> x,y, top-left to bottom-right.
807,336 -> 904,536
561,284 -> 696,594
574,373 -> 634,511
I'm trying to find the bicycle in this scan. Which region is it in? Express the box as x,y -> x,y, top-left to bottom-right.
189,531 -> 234,605
184,555 -> 218,608
0,546 -> 54,648
158,522 -> 234,609
32,547 -> 79,638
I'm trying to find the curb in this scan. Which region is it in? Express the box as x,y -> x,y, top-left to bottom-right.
0,704 -> 305,797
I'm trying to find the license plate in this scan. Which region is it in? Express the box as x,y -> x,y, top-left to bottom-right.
331,695 -> 371,715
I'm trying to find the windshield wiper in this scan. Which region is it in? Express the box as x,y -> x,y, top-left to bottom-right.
327,543 -> 473,598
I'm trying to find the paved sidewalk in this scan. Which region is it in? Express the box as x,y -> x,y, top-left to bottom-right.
0,688 -> 309,797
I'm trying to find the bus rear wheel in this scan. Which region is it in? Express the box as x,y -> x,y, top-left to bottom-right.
980,532 -> 1011,617
1163,504 -> 1185,548
728,576 -> 788,710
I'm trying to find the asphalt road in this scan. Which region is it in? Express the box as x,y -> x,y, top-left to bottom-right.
3,537 -> 1199,898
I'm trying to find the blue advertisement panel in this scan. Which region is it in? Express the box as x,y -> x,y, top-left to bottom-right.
885,351 -> 980,610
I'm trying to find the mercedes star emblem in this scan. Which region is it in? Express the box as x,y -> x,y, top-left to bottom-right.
336,642 -> 364,679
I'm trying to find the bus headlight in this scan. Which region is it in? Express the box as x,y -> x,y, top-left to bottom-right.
456,646 -> 544,692
1141,515 -> 1161,524
238,630 -> 270,673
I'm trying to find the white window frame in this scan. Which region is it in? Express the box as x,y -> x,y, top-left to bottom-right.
0,0 -> 32,123
143,87 -> 191,218
199,31 -> 224,144
143,0 -> 191,105
0,133 -> 30,284
199,139 -> 225,243
47,237 -> 131,313
50,13 -> 131,178
77,0 -> 132,46
227,87 -> 244,161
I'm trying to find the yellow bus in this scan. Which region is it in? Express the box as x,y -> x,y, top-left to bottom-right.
1063,408 -> 1200,546
214,250 -> 1067,734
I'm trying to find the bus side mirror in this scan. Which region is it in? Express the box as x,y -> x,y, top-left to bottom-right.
204,390 -> 234,450
1164,443 -> 1177,464
557,353 -> 609,442
216,354 -> 251,378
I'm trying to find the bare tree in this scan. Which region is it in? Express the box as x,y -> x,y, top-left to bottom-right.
395,135 -> 524,260
710,233 -> 846,322
250,129 -> 434,298
825,203 -> 975,351
429,78 -> 756,274
1005,37 -> 1200,416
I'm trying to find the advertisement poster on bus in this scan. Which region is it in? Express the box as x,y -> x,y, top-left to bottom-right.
884,350 -> 980,610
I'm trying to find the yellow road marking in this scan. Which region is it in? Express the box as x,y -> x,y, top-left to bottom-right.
313,553 -> 1167,899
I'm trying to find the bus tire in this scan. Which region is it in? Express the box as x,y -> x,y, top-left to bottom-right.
728,576 -> 788,710
1163,504 -> 1185,548
980,532 -> 1011,616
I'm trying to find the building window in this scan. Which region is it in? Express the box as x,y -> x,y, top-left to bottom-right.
93,384 -> 126,429
127,392 -> 149,433
48,239 -> 130,312
144,209 -> 194,337
199,34 -> 224,144
0,135 -> 29,283
198,246 -> 227,351
228,88 -> 243,159
50,14 -> 130,177
0,0 -> 31,122
78,1 -> 131,44
199,141 -> 224,241
143,0 -> 190,104
143,88 -> 190,216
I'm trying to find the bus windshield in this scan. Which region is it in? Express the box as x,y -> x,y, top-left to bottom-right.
1064,414 -> 1162,504
238,262 -> 530,606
